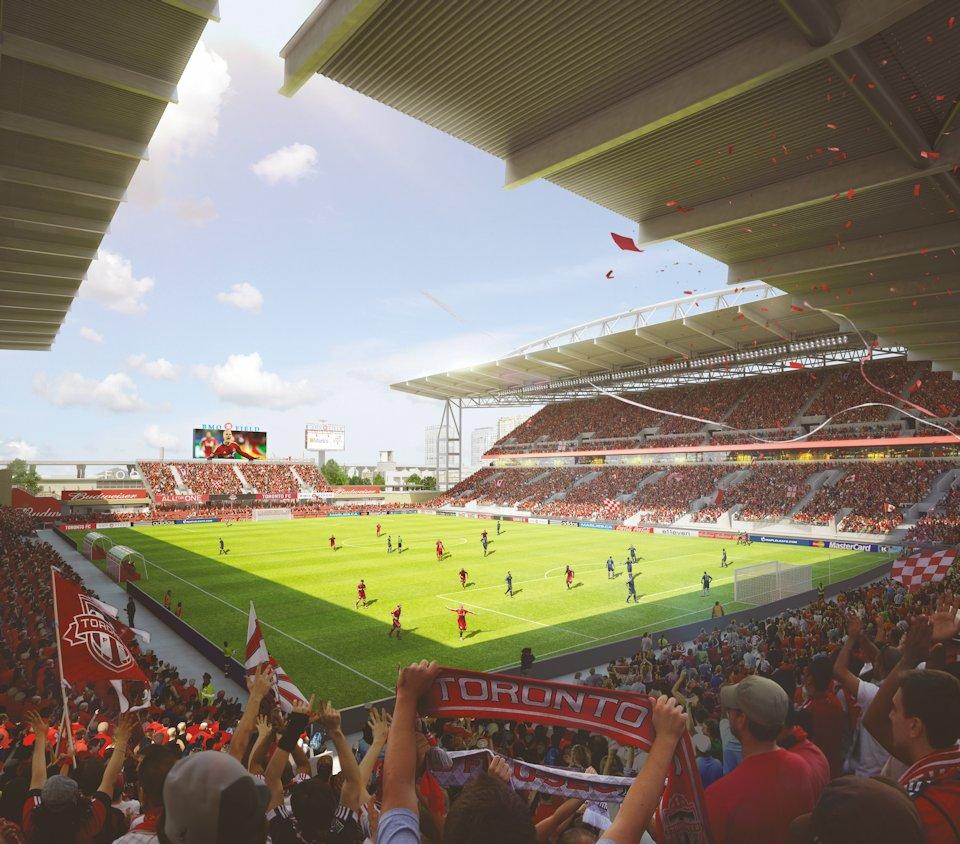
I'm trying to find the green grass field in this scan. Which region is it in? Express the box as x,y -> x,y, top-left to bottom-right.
78,516 -> 890,708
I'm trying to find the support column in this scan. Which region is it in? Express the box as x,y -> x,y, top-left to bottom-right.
435,399 -> 462,492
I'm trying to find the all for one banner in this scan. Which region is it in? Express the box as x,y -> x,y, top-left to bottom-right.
420,667 -> 710,843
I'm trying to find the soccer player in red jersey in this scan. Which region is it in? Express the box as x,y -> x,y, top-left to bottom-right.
376,523 -> 381,537
459,567 -> 468,588
565,565 -> 574,590
329,535 -> 336,550
436,540 -> 445,561
448,605 -> 475,639
199,430 -> 218,458
356,579 -> 367,609
388,604 -> 402,638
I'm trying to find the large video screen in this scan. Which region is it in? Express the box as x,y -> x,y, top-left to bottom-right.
306,425 -> 345,452
193,425 -> 267,460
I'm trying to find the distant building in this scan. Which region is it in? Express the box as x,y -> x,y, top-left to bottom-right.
497,413 -> 531,440
424,424 -> 460,485
471,427 -> 496,467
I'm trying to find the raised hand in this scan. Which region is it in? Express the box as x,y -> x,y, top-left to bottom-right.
930,591 -> 960,643
651,695 -> 688,743
113,713 -> 137,748
396,660 -> 441,700
25,710 -> 48,742
487,754 -> 513,785
846,611 -> 863,639
247,663 -> 274,700
255,715 -> 272,739
291,694 -> 315,718
368,707 -> 391,744
901,615 -> 933,667
318,700 -> 342,733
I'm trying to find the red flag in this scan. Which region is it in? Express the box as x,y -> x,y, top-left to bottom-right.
891,549 -> 957,592
53,570 -> 149,688
245,603 -> 308,713
610,232 -> 643,252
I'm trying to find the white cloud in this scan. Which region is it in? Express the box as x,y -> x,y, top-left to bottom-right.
152,41 -> 230,161
143,424 -> 179,450
4,439 -> 38,459
192,352 -> 317,410
216,282 -> 263,313
250,143 -> 318,185
175,196 -> 218,226
79,326 -> 104,344
81,250 -> 154,314
34,372 -> 146,413
127,354 -> 179,381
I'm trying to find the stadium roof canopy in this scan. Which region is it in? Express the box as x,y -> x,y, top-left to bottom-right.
283,0 -> 960,388
0,0 -> 217,350
388,282 -> 910,406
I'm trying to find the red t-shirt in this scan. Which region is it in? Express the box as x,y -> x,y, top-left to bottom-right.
705,748 -> 818,844
783,733 -> 830,795
23,789 -> 109,843
801,693 -> 847,779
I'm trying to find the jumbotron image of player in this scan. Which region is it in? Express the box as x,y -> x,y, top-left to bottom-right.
356,579 -> 368,608
448,604 -> 475,639
204,423 -> 262,460
200,430 -> 218,458
565,565 -> 574,590
388,604 -> 402,639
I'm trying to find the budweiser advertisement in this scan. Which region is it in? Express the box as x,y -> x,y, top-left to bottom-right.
61,488 -> 150,504
11,487 -> 63,522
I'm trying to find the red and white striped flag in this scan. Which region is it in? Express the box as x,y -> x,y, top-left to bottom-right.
891,548 -> 958,592
245,602 -> 308,713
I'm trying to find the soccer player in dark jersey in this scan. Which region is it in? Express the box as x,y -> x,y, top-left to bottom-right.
626,574 -> 638,603
505,571 -> 513,597
388,604 -> 402,638
626,558 -> 634,578
356,579 -> 367,609
459,568 -> 468,589
496,520 -> 502,535
218,537 -> 226,555
480,533 -> 488,557
721,548 -> 728,568
628,544 -> 637,562
606,556 -> 615,579
448,605 -> 475,639
701,571 -> 713,596
565,565 -> 574,590
397,537 -> 403,553
386,535 -> 392,553
329,535 -> 336,550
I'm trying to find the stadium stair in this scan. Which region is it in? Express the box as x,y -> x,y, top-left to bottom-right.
784,468 -> 842,520
904,467 -> 960,521
290,465 -> 312,494
541,469 -> 602,505
233,464 -> 255,493
168,463 -> 190,493
685,467 -> 752,520
791,376 -> 832,424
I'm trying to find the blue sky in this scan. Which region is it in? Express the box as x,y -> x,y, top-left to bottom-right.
1,3 -> 727,467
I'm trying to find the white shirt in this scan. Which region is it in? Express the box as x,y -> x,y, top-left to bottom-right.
846,679 -> 891,777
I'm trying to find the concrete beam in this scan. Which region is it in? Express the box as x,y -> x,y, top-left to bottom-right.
0,32 -> 177,102
0,236 -> 97,261
157,0 -> 221,21
638,138 -> 959,246
681,317 -> 738,349
554,347 -> 602,368
634,327 -> 689,358
0,308 -> 64,325
0,276 -> 79,298
0,339 -> 51,350
0,261 -> 84,280
592,338 -> 650,364
729,222 -> 960,282
0,110 -> 147,159
504,0 -> 931,188
0,292 -> 70,312
0,164 -> 125,202
280,0 -> 388,96
738,305 -> 792,340
0,205 -> 109,235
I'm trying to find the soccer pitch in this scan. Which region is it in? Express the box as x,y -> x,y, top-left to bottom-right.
85,516 -> 889,707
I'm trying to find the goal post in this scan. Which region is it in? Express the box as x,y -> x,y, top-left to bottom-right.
734,560 -> 812,606
251,507 -> 293,522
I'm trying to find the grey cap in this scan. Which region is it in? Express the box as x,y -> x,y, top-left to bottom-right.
162,751 -> 270,844
720,675 -> 789,727
41,775 -> 79,811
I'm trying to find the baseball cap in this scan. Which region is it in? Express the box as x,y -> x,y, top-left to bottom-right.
692,733 -> 712,754
162,751 -> 270,844
720,675 -> 789,727
789,776 -> 923,842
41,774 -> 79,811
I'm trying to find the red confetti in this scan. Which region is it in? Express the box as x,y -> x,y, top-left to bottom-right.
939,404 -> 951,416
920,248 -> 928,255
846,188 -> 856,199
610,232 -> 643,252
844,220 -> 853,229
760,307 -> 768,312
866,82 -> 876,90
913,183 -> 922,197
605,270 -> 614,279
920,150 -> 940,160
726,145 -> 734,155
742,227 -> 753,234
846,288 -> 853,296
665,199 -> 678,207
936,95 -> 946,102
826,122 -> 837,129
693,159 -> 703,166
828,146 -> 840,152
788,361 -> 805,369
790,304 -> 804,312
736,313 -> 745,320
908,379 -> 922,394
912,300 -> 918,307
926,34 -> 935,43
949,16 -> 956,29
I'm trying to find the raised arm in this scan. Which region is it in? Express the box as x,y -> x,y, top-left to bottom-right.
833,612 -> 864,699
98,714 -> 135,797
319,700 -> 364,811
247,715 -> 275,775
229,664 -> 273,763
601,696 -> 687,844
26,710 -> 48,790
264,696 -> 313,811
357,708 -> 390,796
383,660 -> 440,815
862,615 -> 931,756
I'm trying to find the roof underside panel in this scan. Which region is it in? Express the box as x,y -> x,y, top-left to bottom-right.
287,0 -> 960,379
0,0 -> 211,350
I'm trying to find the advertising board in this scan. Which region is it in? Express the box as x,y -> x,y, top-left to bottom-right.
305,423 -> 345,452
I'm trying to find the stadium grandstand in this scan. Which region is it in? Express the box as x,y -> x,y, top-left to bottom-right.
0,3 -> 958,844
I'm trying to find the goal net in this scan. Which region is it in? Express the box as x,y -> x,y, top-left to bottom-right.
252,508 -> 293,522
734,560 -> 812,606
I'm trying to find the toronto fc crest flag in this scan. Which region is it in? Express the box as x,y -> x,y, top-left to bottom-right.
245,602 -> 308,713
53,569 -> 150,710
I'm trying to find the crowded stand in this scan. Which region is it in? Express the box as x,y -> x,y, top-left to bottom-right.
804,359 -> 916,424
432,468 -> 499,507
293,463 -> 334,493
695,462 -> 828,523
137,463 -> 177,497
239,464 -> 299,498
722,370 -> 820,431
174,462 -> 243,496
1,500 -> 958,843
475,469 -> 550,507
626,464 -> 730,524
906,482 -> 960,546
534,467 -> 653,519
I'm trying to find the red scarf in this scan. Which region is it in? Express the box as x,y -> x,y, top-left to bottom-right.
898,745 -> 960,790
420,667 -> 711,843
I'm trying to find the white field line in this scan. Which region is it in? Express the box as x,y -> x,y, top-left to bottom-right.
435,596 -> 599,642
140,556 -> 393,693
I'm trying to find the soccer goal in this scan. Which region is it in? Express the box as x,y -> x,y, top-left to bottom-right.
252,508 -> 293,522
734,560 -> 812,606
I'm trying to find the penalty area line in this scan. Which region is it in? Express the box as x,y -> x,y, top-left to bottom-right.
140,556 -> 393,694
